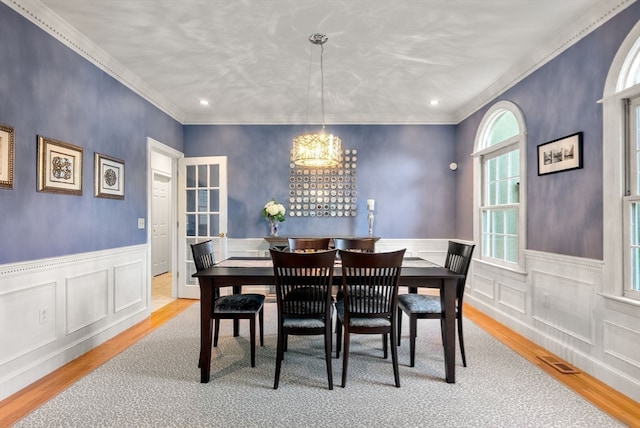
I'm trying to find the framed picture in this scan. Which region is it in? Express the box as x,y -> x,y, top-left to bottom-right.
0,124 -> 14,189
37,136 -> 83,195
537,132 -> 583,176
94,153 -> 125,199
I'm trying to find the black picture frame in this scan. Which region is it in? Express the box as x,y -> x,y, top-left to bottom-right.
537,132 -> 583,176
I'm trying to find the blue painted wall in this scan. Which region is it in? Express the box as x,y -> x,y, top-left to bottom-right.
184,124 -> 457,239
2,1 -> 640,264
0,3 -> 183,264
455,1 -> 640,260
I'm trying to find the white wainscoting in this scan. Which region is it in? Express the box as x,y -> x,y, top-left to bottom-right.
465,249 -> 640,402
0,245 -> 149,400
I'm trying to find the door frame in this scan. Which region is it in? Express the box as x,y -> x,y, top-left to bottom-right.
147,137 -> 183,306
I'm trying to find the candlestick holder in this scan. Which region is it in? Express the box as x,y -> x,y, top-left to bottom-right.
367,209 -> 374,237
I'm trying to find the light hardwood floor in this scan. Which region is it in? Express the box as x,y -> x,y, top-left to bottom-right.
151,272 -> 174,312
1,300 -> 638,427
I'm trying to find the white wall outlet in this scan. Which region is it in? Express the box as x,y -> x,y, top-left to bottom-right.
137,218 -> 145,229
39,306 -> 48,324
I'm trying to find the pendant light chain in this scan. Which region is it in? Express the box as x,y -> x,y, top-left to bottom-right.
320,42 -> 325,131
305,43 -> 314,127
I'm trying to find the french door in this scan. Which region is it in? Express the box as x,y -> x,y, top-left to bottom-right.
177,156 -> 228,299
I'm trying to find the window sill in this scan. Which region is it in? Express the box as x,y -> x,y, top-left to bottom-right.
598,292 -> 640,308
474,258 -> 527,277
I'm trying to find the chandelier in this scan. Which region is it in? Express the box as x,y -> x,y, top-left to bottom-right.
291,34 -> 342,168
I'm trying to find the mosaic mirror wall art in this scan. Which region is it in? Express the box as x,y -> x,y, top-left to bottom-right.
288,149 -> 357,218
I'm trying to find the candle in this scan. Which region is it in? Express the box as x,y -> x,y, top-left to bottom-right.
367,199 -> 375,211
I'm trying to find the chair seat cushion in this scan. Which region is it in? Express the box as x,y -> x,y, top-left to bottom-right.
335,301 -> 392,328
397,293 -> 441,314
214,293 -> 264,313
283,316 -> 326,329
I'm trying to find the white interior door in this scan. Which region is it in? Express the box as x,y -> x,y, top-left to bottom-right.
151,172 -> 170,276
177,156 -> 228,299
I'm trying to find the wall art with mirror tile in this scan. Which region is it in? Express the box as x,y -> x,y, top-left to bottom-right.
288,149 -> 358,218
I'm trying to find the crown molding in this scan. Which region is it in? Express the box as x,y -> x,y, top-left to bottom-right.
454,0 -> 636,123
4,0 -> 186,123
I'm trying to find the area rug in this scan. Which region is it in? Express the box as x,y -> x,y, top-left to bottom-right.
14,303 -> 621,427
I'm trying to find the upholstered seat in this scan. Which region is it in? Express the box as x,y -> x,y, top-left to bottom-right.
214,294 -> 264,312
191,240 -> 265,369
396,293 -> 442,313
397,241 -> 474,368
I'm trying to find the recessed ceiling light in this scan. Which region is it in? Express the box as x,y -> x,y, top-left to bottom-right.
429,99 -> 439,106
199,99 -> 209,106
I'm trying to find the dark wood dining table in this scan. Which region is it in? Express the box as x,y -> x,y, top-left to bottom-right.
193,257 -> 463,384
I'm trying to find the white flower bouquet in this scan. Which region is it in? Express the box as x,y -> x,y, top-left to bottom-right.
261,199 -> 286,222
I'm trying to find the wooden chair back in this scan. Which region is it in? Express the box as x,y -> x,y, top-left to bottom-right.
339,249 -> 405,320
287,237 -> 331,252
333,238 -> 376,252
191,240 -> 215,272
444,241 -> 475,303
270,249 -> 337,319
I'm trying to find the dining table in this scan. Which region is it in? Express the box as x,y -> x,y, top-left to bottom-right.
193,256 -> 464,384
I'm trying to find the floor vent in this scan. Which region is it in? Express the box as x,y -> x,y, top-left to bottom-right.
537,355 -> 580,374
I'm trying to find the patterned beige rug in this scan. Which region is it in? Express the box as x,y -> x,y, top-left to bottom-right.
15,302 -> 621,427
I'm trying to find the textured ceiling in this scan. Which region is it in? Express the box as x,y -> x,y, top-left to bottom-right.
25,0 -> 617,124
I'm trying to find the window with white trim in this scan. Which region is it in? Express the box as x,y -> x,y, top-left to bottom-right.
474,102 -> 526,269
603,23 -> 640,301
624,94 -> 640,297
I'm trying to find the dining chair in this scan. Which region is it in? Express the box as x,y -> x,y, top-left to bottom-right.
270,248 -> 338,389
333,237 -> 376,252
335,249 -> 406,388
397,241 -> 475,367
332,236 -> 377,299
287,237 -> 331,252
191,240 -> 265,368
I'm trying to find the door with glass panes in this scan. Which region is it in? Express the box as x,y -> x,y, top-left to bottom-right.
177,157 -> 228,299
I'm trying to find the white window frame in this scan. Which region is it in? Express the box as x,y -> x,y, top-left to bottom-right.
603,20 -> 640,302
473,101 -> 527,271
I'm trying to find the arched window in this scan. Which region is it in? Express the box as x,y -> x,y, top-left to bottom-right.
473,101 -> 526,269
603,21 -> 640,300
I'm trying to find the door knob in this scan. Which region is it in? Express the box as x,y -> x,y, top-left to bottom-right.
218,232 -> 226,238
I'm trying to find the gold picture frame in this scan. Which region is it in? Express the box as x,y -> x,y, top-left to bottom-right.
37,136 -> 83,195
0,124 -> 15,189
94,153 -> 125,199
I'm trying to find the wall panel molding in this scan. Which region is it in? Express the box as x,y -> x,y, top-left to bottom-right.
114,260 -> 145,313
0,245 -> 149,400
497,282 -> 526,314
65,269 -> 109,335
530,269 -> 594,345
0,282 -> 56,365
604,320 -> 640,369
466,249 -> 640,402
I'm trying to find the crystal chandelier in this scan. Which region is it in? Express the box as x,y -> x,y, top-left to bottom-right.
291,34 -> 342,168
